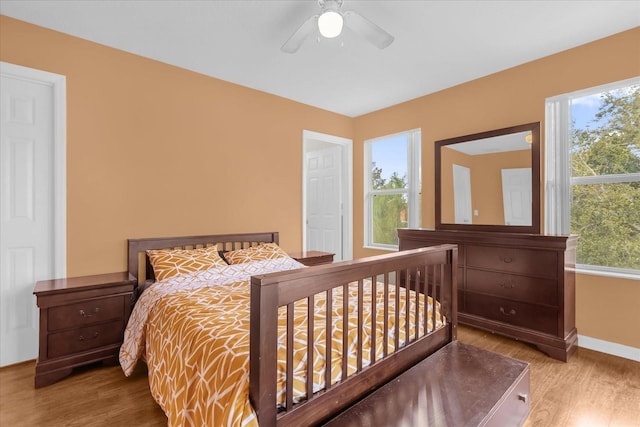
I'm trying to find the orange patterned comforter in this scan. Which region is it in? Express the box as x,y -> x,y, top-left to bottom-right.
120,258 -> 444,427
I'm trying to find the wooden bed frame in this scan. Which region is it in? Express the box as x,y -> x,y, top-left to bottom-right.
127,231 -> 280,284
127,232 -> 458,427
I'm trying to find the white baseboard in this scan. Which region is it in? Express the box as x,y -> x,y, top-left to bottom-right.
578,335 -> 640,362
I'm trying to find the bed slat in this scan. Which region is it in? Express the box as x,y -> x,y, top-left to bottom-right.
404,269 -> 410,348
324,289 -> 333,391
306,294 -> 314,402
356,279 -> 364,373
423,265 -> 429,335
383,272 -> 389,358
370,276 -> 377,364
341,283 -> 349,382
285,303 -> 294,410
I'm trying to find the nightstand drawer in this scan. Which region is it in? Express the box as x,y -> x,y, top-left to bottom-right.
48,295 -> 125,331
47,319 -> 124,358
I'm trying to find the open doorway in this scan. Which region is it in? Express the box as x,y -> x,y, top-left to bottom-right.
302,130 -> 352,261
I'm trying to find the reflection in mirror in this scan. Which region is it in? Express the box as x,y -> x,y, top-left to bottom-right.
435,122 -> 540,234
441,130 -> 532,225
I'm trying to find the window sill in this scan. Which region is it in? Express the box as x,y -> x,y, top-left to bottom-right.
575,267 -> 639,281
362,245 -> 398,252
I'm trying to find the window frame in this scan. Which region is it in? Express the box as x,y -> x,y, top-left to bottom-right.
545,76 -> 640,278
364,129 -> 421,250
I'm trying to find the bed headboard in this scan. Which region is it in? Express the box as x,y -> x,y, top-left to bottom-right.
127,231 -> 279,284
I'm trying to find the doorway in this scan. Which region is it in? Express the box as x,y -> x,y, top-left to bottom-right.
302,130 -> 352,261
0,62 -> 66,366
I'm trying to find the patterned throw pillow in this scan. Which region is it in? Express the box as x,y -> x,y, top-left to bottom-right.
147,245 -> 228,281
223,242 -> 290,265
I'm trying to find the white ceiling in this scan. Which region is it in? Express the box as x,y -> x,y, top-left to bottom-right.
448,131 -> 531,155
1,0 -> 638,117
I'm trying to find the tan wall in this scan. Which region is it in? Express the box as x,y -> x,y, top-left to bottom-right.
2,15 -> 638,348
353,27 -> 640,348
0,16 -> 353,276
576,273 -> 640,347
440,147 -> 472,223
472,150 -> 531,225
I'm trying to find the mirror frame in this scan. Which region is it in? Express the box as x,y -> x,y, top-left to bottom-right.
435,122 -> 541,234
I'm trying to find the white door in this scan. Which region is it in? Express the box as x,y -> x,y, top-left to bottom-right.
502,168 -> 532,226
305,145 -> 342,259
452,164 -> 472,224
0,63 -> 65,366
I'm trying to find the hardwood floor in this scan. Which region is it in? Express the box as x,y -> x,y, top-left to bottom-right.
0,360 -> 166,426
457,326 -> 640,427
1,325 -> 638,426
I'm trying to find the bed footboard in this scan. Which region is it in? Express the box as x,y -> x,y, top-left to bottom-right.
250,245 -> 458,427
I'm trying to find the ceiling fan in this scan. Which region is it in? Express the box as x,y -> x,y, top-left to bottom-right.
281,0 -> 394,53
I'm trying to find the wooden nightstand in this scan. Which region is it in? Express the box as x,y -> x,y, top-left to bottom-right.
289,251 -> 335,266
33,272 -> 135,388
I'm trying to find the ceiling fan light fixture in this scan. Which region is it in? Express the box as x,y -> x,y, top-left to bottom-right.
281,0 -> 393,53
318,10 -> 343,38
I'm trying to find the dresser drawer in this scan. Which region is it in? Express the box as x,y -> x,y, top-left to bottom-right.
48,296 -> 125,331
466,246 -> 557,278
464,293 -> 558,335
47,319 -> 124,358
466,269 -> 558,305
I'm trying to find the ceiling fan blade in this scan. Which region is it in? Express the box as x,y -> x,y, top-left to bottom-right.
281,15 -> 318,53
343,10 -> 394,49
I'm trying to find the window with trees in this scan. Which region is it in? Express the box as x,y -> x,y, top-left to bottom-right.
546,77 -> 639,276
364,129 -> 421,249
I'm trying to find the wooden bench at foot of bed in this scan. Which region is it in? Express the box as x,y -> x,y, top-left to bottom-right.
324,341 -> 530,427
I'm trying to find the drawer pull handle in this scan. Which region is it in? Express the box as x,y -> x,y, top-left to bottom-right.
500,307 -> 516,316
499,282 -> 515,289
78,332 -> 99,341
502,256 -> 513,263
79,307 -> 100,318
518,393 -> 528,403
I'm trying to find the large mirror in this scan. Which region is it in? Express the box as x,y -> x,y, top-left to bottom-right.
435,122 -> 541,234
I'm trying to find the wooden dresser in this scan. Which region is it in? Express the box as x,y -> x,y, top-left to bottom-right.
33,272 -> 135,387
398,229 -> 578,361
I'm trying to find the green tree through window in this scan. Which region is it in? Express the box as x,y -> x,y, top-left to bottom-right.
364,130 -> 421,249
371,166 -> 408,245
570,85 -> 640,270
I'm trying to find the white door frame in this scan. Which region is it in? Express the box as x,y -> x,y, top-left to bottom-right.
1,61 -> 66,278
302,130 -> 353,260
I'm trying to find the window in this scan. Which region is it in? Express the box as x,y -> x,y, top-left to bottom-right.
364,129 -> 421,249
546,77 -> 640,276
